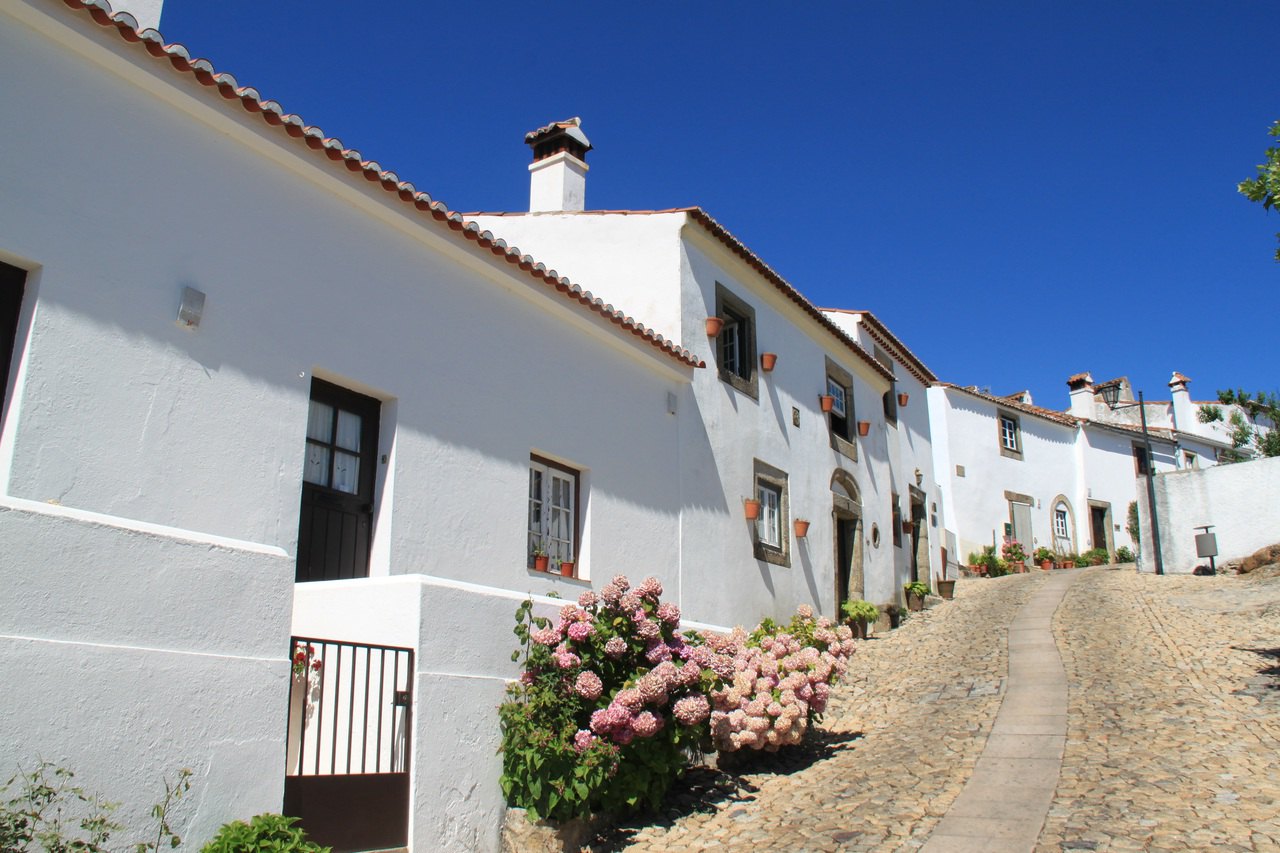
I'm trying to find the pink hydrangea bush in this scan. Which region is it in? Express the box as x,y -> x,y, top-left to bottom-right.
500,578 -> 857,822
700,608 -> 856,753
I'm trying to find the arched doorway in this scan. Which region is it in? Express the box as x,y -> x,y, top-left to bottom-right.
831,470 -> 863,618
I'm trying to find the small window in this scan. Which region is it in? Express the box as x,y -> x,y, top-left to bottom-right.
874,347 -> 897,426
1054,507 -> 1069,539
997,411 -> 1022,459
752,459 -> 789,567
825,357 -> 857,459
529,455 -> 579,573
1183,451 -> 1197,469
713,284 -> 758,398
1133,444 -> 1149,476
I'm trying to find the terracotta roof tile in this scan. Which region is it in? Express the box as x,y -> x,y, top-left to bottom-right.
53,1 -> 699,369
465,209 -> 894,383
818,308 -> 937,385
940,383 -> 1080,427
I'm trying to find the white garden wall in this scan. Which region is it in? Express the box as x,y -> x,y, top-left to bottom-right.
1138,454 -> 1280,575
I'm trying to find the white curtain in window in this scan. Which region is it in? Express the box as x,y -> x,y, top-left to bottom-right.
757,484 -> 781,547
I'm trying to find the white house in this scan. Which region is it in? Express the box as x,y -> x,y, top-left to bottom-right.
1,2 -> 708,851
470,121 -> 950,618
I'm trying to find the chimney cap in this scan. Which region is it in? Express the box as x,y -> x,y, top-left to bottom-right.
1169,371 -> 1192,387
1066,371 -> 1093,390
525,117 -> 592,162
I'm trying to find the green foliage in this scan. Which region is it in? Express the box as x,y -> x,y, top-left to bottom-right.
840,599 -> 879,624
1033,546 -> 1054,564
135,768 -> 191,853
1,762 -> 121,853
1126,501 -> 1140,547
199,813 -> 330,853
903,581 -> 929,598
1082,548 -> 1110,566
1200,389 -> 1280,462
1238,119 -> 1280,261
1115,546 -> 1135,563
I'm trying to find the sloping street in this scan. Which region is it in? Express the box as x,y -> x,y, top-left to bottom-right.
606,568 -> 1280,852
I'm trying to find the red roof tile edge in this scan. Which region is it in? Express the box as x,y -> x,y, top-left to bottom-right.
54,0 -> 701,370
817,308 -> 937,385
940,383 -> 1080,427
464,209 -> 894,383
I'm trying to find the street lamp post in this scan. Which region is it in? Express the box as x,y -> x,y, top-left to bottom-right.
1099,385 -> 1164,575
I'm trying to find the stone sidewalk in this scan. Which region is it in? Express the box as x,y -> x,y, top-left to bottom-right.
596,568 -> 1280,852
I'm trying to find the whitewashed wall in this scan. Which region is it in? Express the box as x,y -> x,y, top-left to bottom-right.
472,212 -> 899,622
1138,455 -> 1280,575
1077,425 -> 1177,555
927,388 -> 1078,563
1,6 -> 690,852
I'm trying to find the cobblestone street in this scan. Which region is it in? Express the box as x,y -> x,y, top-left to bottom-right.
601,568 -> 1280,852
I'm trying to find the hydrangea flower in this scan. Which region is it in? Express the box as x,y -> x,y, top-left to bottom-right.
604,637 -> 628,658
574,670 -> 603,700
567,621 -> 594,643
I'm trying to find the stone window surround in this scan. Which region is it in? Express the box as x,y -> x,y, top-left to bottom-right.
825,356 -> 857,462
752,458 -> 790,567
998,409 -> 1023,460
714,283 -> 758,400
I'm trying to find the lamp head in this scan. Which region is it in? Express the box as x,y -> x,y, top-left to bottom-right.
1098,382 -> 1121,410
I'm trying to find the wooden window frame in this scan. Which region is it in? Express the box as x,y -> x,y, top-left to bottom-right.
824,357 -> 857,461
752,458 -> 790,567
998,411 -> 1023,460
529,453 -> 581,574
714,284 -> 758,399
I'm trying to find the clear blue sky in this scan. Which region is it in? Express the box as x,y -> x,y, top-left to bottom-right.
159,1 -> 1279,410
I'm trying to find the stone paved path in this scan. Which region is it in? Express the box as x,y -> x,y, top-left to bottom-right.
598,567 -> 1280,852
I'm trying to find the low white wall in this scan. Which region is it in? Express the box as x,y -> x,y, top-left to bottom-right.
0,498 -> 293,849
1138,455 -> 1280,574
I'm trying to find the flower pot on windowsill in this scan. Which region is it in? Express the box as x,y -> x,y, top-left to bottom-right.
857,421 -> 871,436
897,392 -> 910,408
705,316 -> 724,336
793,519 -> 810,538
760,352 -> 778,372
819,395 -> 835,413
559,561 -> 575,577
743,498 -> 761,520
533,555 -> 549,572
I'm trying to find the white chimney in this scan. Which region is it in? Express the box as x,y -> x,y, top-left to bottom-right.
1168,371 -> 1194,431
526,118 -> 591,213
1066,372 -> 1095,418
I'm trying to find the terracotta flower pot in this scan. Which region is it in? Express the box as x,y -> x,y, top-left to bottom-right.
897,392 -> 910,407
760,352 -> 777,372
857,421 -> 871,436
907,592 -> 924,612
936,579 -> 955,600
559,561 -> 575,577
533,555 -> 549,572
1040,559 -> 1053,571
1063,561 -> 1075,569
743,498 -> 761,520
705,316 -> 724,336
819,395 -> 835,413
793,519 -> 810,538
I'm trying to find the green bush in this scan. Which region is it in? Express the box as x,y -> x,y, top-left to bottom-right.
1082,548 -> 1110,566
903,581 -> 929,598
1115,546 -> 1134,563
200,814 -> 330,853
1,762 -> 120,853
840,599 -> 879,624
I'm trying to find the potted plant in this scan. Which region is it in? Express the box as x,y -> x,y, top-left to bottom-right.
885,603 -> 904,629
904,580 -> 928,611
743,498 -> 761,520
967,550 -> 988,576
1083,547 -> 1109,566
793,518 -> 810,538
841,599 -> 879,639
559,559 -> 575,577
935,575 -> 956,599
1061,552 -> 1077,569
1001,540 -> 1027,573
1034,546 -> 1054,571
857,421 -> 871,436
760,352 -> 778,372
531,543 -> 549,572
819,394 -> 835,413
705,316 -> 724,336
897,392 -> 909,407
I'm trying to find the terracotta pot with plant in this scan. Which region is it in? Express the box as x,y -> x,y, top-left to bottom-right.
904,580 -> 928,611
1034,546 -> 1054,571
531,544 -> 549,572
559,560 -> 575,577
841,599 -> 879,639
